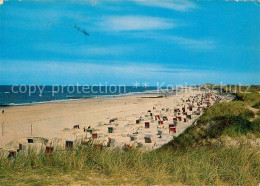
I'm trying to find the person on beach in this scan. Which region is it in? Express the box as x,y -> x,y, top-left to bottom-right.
2,110 -> 4,114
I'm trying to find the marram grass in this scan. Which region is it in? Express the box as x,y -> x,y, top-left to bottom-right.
0,145 -> 259,185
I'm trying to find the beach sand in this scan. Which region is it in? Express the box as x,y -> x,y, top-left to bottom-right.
0,90 -> 214,150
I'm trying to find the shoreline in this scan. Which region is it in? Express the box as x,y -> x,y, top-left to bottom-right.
0,93 -> 166,108
0,89 -> 171,108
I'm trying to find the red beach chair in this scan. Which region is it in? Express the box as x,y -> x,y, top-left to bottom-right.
169,124 -> 174,128
169,127 -> 176,133
145,122 -> 150,128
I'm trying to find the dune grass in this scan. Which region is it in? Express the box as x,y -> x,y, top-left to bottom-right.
165,98 -> 259,150
236,92 -> 260,107
252,117 -> 260,133
207,84 -> 260,94
0,145 -> 259,185
198,101 -> 255,123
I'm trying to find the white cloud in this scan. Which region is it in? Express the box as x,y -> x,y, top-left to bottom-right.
86,45 -> 134,55
36,43 -> 135,56
130,33 -> 215,50
131,0 -> 197,11
98,15 -> 176,31
0,60 -> 208,85
168,36 -> 215,50
2,60 -> 259,85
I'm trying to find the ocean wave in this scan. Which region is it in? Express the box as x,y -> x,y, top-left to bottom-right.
0,86 -> 171,106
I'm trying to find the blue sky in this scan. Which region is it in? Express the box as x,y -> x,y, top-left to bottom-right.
0,0 -> 259,85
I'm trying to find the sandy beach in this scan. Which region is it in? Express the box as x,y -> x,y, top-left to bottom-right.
0,89 -> 220,150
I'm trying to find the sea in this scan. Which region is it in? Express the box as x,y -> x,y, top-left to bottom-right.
0,85 -> 172,106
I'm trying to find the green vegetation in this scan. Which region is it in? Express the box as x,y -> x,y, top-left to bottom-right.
0,145 -> 259,185
165,101 -> 258,149
165,85 -> 260,150
198,101 -> 254,121
252,117 -> 260,133
253,101 -> 260,109
236,91 -> 260,107
204,84 -> 260,94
